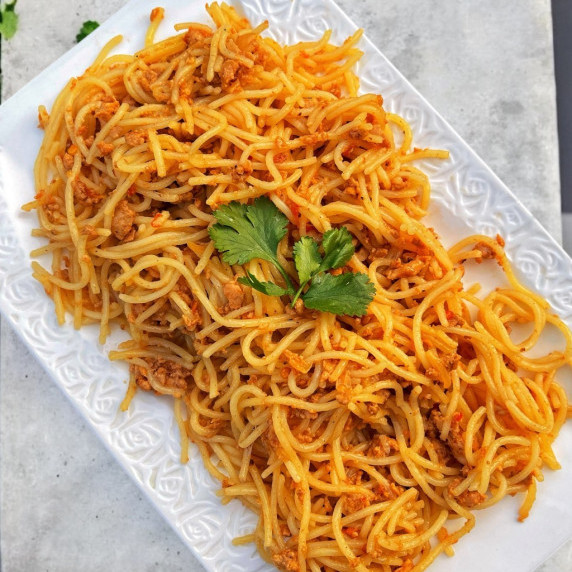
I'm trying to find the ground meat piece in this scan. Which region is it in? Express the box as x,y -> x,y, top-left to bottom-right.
424,412 -> 439,439
262,421 -> 280,452
174,279 -> 202,331
447,417 -> 466,460
38,106 -> 50,128
457,489 -> 486,508
81,224 -> 98,237
374,482 -> 405,502
474,241 -> 495,260
220,59 -> 241,91
125,130 -> 148,146
121,228 -> 136,243
288,406 -> 318,421
429,438 -> 453,464
139,69 -> 158,92
344,413 -> 365,432
182,299 -> 201,331
308,390 -> 328,403
473,241 -> 502,264
97,141 -> 114,156
271,549 -> 299,572
386,258 -> 426,280
343,493 -> 370,513
445,312 -> 464,327
328,83 -> 342,98
443,353 -> 460,370
342,526 -> 360,539
247,36 -> 270,67
292,299 -> 304,314
199,416 -> 226,438
184,27 -> 212,46
231,160 -> 252,182
62,152 -> 75,170
348,127 -> 368,139
296,132 -> 330,147
367,402 -> 380,415
151,81 -> 172,103
367,434 -> 399,457
336,382 -> 352,405
175,278 -> 193,306
424,367 -> 439,379
94,96 -> 119,123
131,364 -> 152,391
108,126 -> 123,139
366,246 -> 389,263
223,279 -> 244,310
428,409 -> 466,461
111,200 -> 136,240
282,349 -> 311,374
148,358 -> 191,391
295,428 -> 314,443
361,325 -> 384,340
448,479 -> 486,508
42,195 -> 61,223
346,469 -> 363,485
72,179 -> 103,204
129,300 -> 169,327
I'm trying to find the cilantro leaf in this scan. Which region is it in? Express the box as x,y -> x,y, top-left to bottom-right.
209,197 -> 288,266
320,227 -> 355,271
293,236 -> 322,284
0,1 -> 18,40
76,20 -> 100,43
209,197 -> 294,293
239,273 -> 289,297
302,272 -> 375,316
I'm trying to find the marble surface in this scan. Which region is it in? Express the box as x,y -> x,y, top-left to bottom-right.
0,0 -> 569,571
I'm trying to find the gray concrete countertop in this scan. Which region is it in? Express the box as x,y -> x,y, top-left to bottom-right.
0,1 -> 568,571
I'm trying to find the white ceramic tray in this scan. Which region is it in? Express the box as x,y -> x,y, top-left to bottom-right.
0,1 -> 571,571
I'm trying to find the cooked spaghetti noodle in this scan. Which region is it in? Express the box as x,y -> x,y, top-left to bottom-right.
26,4 -> 572,571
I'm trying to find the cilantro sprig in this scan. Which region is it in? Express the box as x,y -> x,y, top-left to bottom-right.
209,197 -> 376,316
0,1 -> 18,40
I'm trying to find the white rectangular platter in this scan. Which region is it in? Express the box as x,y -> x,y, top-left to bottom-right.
0,0 -> 571,571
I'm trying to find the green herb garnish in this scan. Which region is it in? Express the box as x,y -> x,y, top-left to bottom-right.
76,20 -> 100,43
0,1 -> 18,40
302,272 -> 376,315
208,196 -> 296,295
209,197 -> 376,316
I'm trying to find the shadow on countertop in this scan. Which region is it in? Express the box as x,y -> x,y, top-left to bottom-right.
553,0 -> 572,212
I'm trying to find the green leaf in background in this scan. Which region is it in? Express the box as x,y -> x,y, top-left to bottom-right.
76,20 -> 99,43
0,1 -> 19,40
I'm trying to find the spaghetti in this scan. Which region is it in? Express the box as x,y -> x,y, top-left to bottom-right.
25,4 -> 572,571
